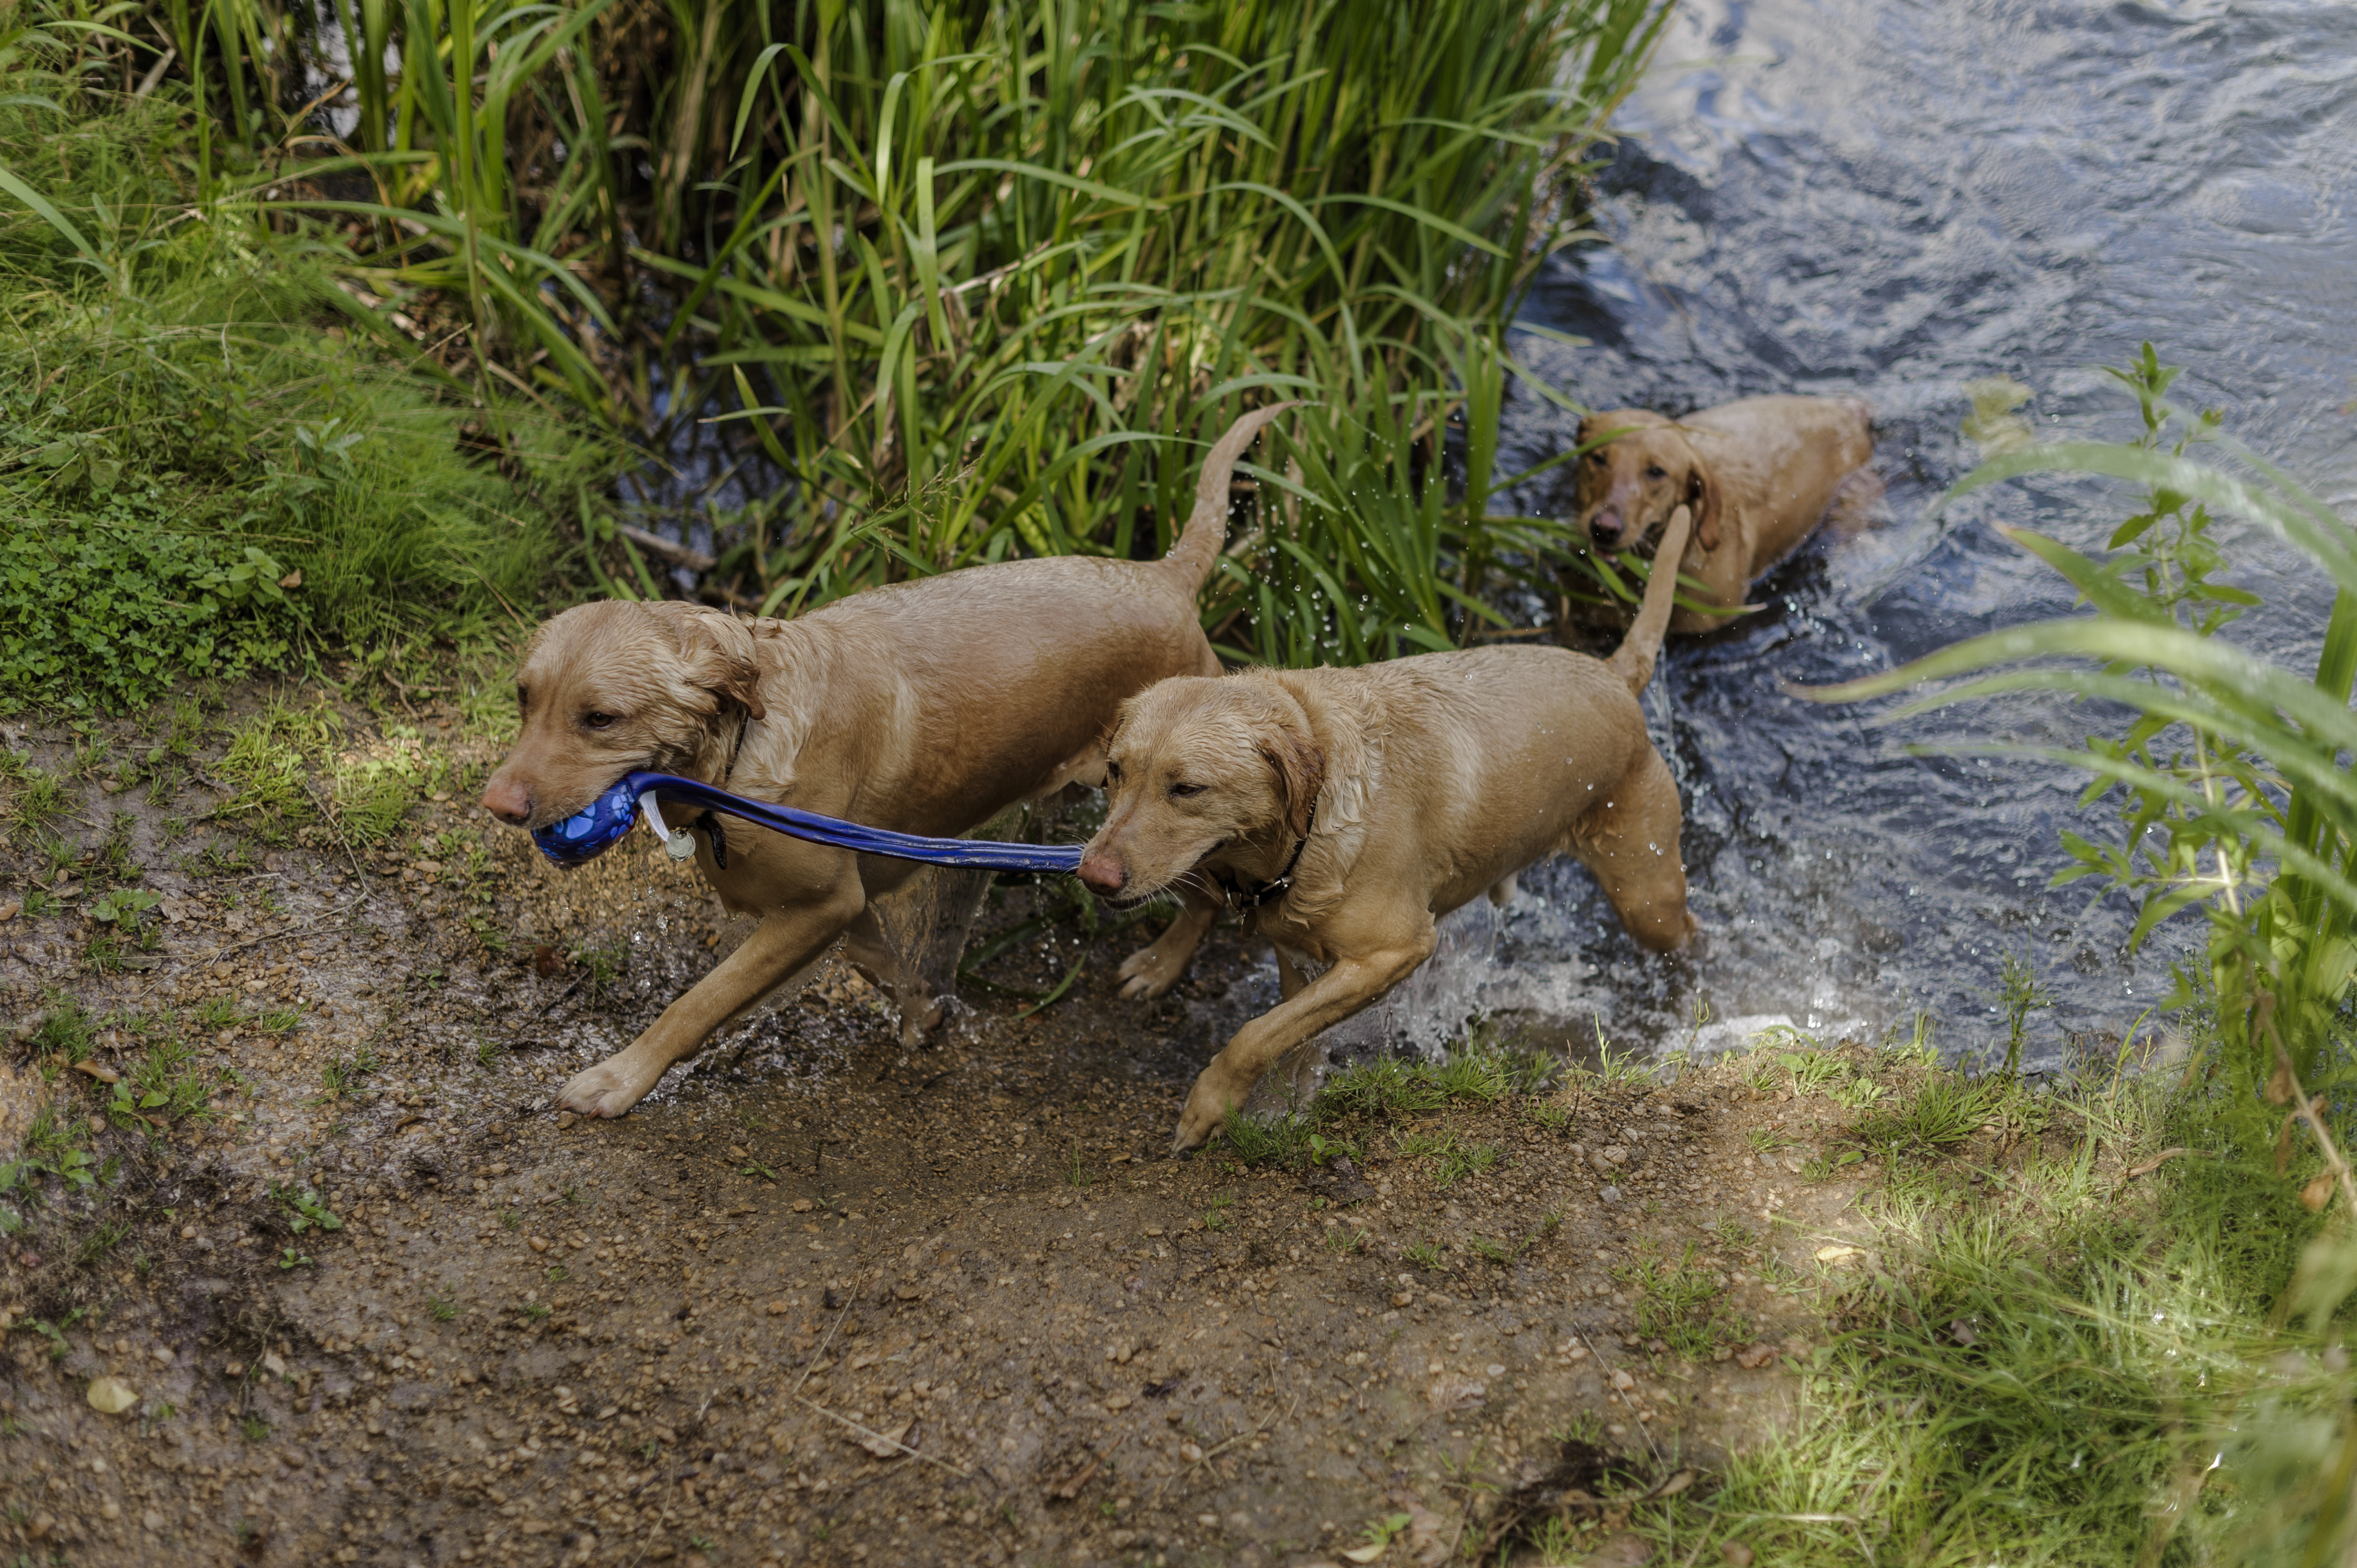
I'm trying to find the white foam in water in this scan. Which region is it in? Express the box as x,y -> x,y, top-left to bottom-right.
1279,892 -> 1876,1098
1311,900 -> 1513,1067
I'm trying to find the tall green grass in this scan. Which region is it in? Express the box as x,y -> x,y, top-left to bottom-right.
0,8 -> 615,711
97,0 -> 1667,664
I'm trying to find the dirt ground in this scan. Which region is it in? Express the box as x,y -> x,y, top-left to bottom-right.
0,692 -> 1915,1568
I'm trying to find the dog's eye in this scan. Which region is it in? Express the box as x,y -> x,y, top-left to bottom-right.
515,686 -> 529,709
1586,450 -> 1606,463
583,711 -> 617,731
1105,761 -> 1124,785
1168,782 -> 1205,799
1644,464 -> 1668,480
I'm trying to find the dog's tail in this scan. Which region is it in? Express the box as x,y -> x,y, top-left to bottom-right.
1162,403 -> 1298,591
1605,504 -> 1693,697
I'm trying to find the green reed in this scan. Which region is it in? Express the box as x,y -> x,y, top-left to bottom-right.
84,0 -> 1668,662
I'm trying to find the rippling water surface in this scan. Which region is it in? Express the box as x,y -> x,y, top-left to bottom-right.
1414,0 -> 2357,1072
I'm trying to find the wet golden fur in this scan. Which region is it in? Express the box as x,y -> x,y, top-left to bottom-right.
1080,510 -> 1700,1151
1573,394 -> 1876,634
481,408 -> 1291,1118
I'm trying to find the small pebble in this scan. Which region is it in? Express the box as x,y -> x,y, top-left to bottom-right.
85,1375 -> 137,1415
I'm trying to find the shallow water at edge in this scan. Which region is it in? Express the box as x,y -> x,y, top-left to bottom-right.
1405,0 -> 2357,1074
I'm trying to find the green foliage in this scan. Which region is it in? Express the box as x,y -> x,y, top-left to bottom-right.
1317,1056 -> 1448,1122
1815,342 -> 2357,1107
1219,1037 -> 1548,1170
23,997 -> 95,1066
1431,1049 -> 1513,1105
1220,1107 -> 1308,1170
1435,1137 -> 1506,1187
1,755 -> 68,840
212,701 -> 341,820
1644,1074 -> 2357,1565
316,1046 -> 378,1103
1994,951 -> 2055,1077
569,943 -> 625,992
1852,1074 -> 1999,1160
1615,1243 -> 1748,1359
1778,1048 -> 1849,1098
271,1185 -> 342,1234
85,888 -> 159,926
0,29 -> 615,713
1777,348 -> 2357,1562
172,0 -> 1663,666
191,996 -> 243,1032
73,1217 -> 126,1265
1570,1015 -> 1656,1088
1826,1074 -> 1886,1111
106,1035 -> 217,1130
1,1102 -> 94,1196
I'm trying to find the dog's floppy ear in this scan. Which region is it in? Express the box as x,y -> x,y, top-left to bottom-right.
1684,450 -> 1723,553
1257,721 -> 1325,840
646,603 -> 769,720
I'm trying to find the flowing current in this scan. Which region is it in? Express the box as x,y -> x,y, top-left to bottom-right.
1339,0 -> 2357,1075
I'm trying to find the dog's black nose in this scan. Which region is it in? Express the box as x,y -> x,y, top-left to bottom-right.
1077,853 -> 1126,896
1589,508 -> 1625,549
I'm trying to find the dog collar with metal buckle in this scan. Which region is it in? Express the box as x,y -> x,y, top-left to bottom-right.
1216,800 -> 1316,911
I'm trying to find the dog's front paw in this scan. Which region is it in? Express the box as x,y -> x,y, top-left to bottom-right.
1170,1070 -> 1244,1153
1118,946 -> 1181,1002
899,996 -> 946,1049
557,1054 -> 666,1119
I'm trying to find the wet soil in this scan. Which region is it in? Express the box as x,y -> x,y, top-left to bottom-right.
0,694 -> 1941,1568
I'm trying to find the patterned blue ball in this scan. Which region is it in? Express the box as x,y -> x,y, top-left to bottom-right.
532,778 -> 640,866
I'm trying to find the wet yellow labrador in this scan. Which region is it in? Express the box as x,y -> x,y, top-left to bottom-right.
480,408 -> 1290,1118
1573,395 -> 1876,633
1078,509 -> 1700,1152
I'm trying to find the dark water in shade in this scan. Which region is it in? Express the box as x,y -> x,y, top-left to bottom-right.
1413,0 -> 2357,1072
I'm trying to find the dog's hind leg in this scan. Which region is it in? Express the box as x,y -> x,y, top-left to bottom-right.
1571,746 -> 1695,953
842,903 -> 943,1048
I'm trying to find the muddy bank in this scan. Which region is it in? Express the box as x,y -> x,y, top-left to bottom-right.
1,694 -> 2069,1567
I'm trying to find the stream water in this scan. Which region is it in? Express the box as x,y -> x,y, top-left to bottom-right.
618,0 -> 2355,1087
1407,0 -> 2357,1074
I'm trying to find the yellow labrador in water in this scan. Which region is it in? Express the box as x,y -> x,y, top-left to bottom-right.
1078,509 -> 1700,1151
1573,396 -> 1875,633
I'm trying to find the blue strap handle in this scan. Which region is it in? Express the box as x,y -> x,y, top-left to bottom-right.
532,768 -> 1084,874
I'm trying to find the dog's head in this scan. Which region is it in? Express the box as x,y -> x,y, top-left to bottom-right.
1075,676 -> 1322,906
1574,410 -> 1721,556
480,601 -> 767,830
